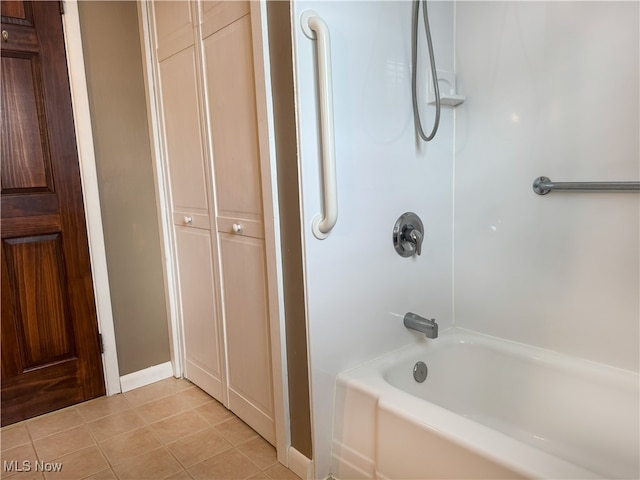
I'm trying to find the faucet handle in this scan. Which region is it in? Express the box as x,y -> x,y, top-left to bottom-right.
393,212 -> 424,258
408,227 -> 423,256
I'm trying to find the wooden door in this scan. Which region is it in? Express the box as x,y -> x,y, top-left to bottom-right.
1,1 -> 105,426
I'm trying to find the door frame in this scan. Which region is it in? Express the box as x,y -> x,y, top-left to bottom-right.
60,0 -> 120,396
137,0 -> 290,465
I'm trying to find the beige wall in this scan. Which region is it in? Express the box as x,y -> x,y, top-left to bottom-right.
78,1 -> 171,375
266,1 -> 312,458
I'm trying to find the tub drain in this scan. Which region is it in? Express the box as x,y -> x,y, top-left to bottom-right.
413,361 -> 428,383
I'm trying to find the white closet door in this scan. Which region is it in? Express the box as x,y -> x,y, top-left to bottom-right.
148,1 -> 277,445
205,14 -> 263,222
174,227 -> 223,399
159,48 -> 208,215
155,1 -> 225,402
219,234 -> 274,443
201,3 -> 275,443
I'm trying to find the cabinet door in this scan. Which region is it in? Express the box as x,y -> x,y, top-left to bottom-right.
219,234 -> 275,443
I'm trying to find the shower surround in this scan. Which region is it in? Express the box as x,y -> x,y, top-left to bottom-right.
289,1 -> 639,478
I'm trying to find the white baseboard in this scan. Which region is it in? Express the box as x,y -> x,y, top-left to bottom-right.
288,446 -> 313,480
119,361 -> 174,393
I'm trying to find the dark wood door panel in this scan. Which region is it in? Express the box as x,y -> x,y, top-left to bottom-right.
2,214 -> 61,239
0,360 -> 83,426
1,52 -> 54,194
0,193 -> 59,219
1,1 -> 34,26
1,1 -> 105,426
0,22 -> 38,50
3,234 -> 77,369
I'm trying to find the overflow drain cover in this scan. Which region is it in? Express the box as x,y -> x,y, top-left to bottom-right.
413,361 -> 428,383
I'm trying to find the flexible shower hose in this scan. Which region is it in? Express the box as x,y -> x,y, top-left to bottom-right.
412,0 -> 441,142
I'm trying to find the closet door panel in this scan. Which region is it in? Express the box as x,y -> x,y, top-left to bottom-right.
220,233 -> 274,441
159,48 -> 209,216
159,43 -> 222,399
175,227 -> 223,399
153,1 -> 191,41
203,15 -> 263,220
200,1 -> 249,38
153,1 -> 195,61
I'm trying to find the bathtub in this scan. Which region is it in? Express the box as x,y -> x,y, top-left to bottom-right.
331,328 -> 639,479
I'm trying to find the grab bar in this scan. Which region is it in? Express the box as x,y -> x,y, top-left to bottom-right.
302,11 -> 337,240
533,176 -> 640,195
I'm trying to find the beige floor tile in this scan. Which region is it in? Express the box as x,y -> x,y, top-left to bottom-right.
135,393 -> 191,424
1,424 -> 31,452
164,470 -> 193,480
99,427 -> 162,466
1,443 -> 37,464
264,463 -> 301,480
87,410 -> 145,442
188,449 -> 260,480
247,472 -> 270,480
44,446 -> 109,480
149,411 -> 208,444
161,378 -> 194,393
33,426 -> 95,462
177,387 -> 214,408
194,402 -> 234,426
2,382 -> 280,480
26,409 -> 84,441
123,378 -> 191,407
82,469 -> 117,480
76,395 -> 132,423
122,383 -> 167,408
112,447 -> 182,480
236,437 -> 277,470
1,443 -> 38,478
214,418 -> 258,446
2,469 -> 44,480
167,427 -> 231,467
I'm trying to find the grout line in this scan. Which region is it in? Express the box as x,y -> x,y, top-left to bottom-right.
235,444 -> 279,473
24,405 -> 84,443
75,394 -> 135,424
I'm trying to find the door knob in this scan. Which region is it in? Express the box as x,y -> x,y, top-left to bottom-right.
232,223 -> 243,234
184,216 -> 193,225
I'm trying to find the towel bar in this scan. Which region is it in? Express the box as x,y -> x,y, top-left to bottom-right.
533,176 -> 640,195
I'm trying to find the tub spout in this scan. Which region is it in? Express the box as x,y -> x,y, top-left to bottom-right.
404,312 -> 438,339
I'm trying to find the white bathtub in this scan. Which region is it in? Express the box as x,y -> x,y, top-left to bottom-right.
331,328 -> 639,479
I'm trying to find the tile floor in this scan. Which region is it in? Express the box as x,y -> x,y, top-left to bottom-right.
0,378 -> 301,480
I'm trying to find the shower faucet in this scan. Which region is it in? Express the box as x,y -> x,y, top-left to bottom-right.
404,312 -> 438,339
393,212 -> 424,257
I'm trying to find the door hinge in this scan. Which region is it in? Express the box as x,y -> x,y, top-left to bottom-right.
98,333 -> 104,353
59,1 -> 65,15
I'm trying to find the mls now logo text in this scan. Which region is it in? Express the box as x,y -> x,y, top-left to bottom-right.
4,460 -> 63,473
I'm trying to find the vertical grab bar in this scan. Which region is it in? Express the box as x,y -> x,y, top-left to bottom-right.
302,11 -> 337,240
